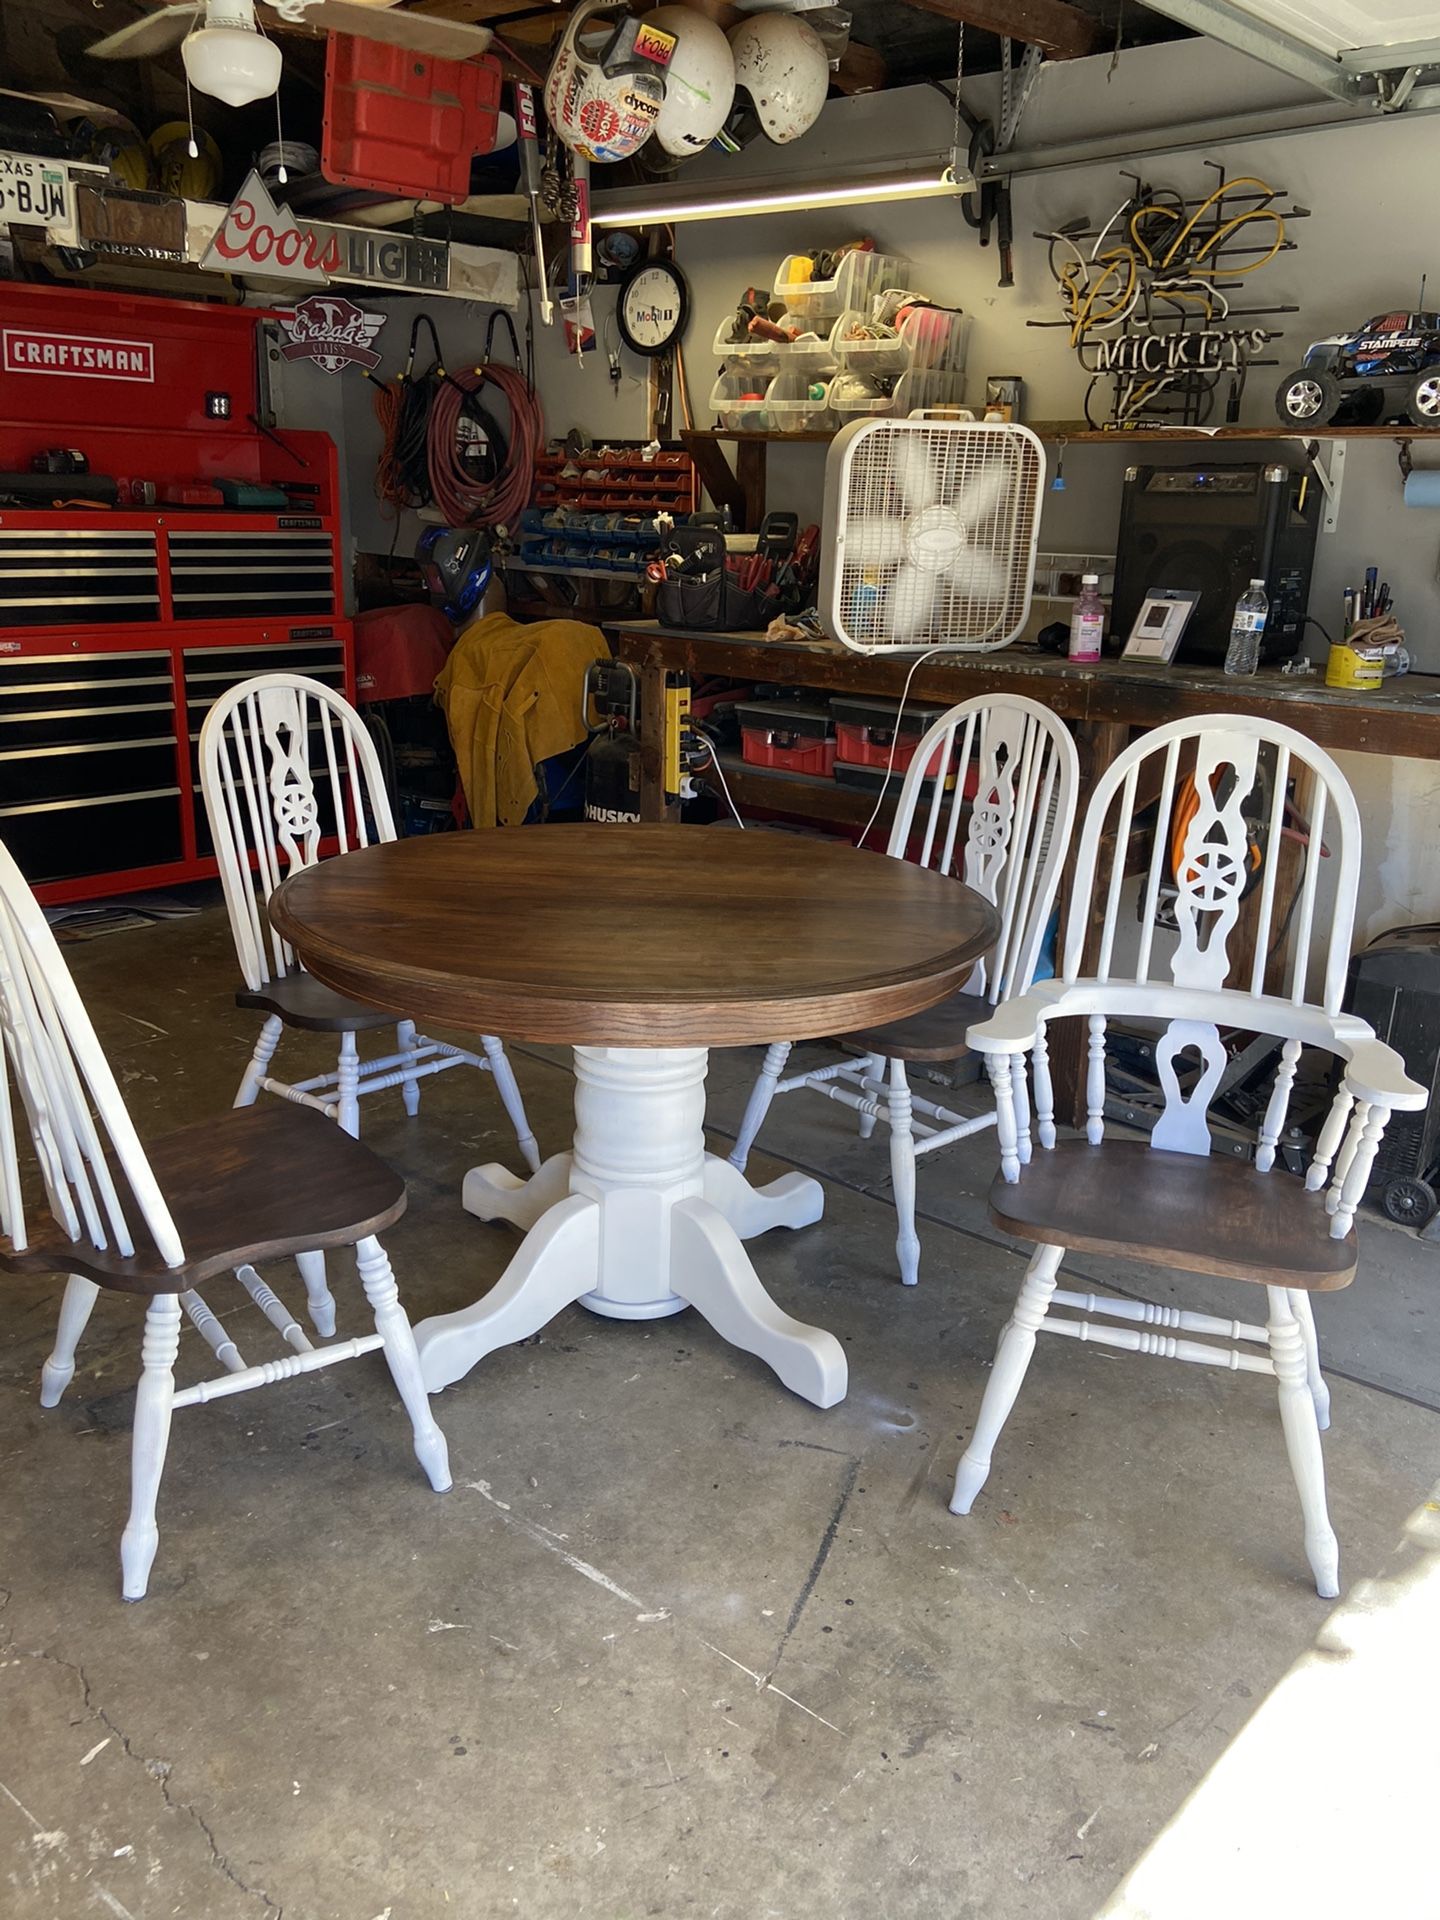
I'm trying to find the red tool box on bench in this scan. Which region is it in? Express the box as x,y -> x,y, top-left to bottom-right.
735,700 -> 837,777
0,283 -> 351,905
830,695 -> 954,779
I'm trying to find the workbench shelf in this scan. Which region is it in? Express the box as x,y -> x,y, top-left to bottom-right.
708,753 -> 897,830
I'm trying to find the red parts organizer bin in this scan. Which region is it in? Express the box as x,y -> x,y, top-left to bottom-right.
323,37 -> 504,204
830,695 -> 953,778
736,701 -> 836,776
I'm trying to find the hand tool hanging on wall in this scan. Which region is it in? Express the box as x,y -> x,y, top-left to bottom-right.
944,29 -> 1044,291
515,81 -> 555,327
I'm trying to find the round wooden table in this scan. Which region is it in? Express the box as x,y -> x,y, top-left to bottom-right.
270,826 -> 999,1409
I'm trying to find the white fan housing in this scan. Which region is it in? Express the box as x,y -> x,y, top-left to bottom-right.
819,418 -> 1045,654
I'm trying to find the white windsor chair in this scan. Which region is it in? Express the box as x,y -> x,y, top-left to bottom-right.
0,838 -> 450,1600
951,713 -> 1426,1596
200,673 -> 540,1174
730,694 -> 1079,1287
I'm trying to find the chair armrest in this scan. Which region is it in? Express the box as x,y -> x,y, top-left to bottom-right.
965,979 -> 1073,1055
1337,1035 -> 1428,1113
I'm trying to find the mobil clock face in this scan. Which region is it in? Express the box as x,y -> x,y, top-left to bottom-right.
617,259 -> 689,355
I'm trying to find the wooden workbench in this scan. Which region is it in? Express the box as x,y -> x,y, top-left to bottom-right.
611,621 -> 1440,827
612,622 -> 1440,1122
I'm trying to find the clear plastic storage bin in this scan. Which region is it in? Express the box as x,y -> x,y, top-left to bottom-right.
710,314 -> 782,378
708,367 -> 773,433
763,370 -> 836,434
826,372 -> 894,424
829,304 -> 968,379
772,249 -> 910,328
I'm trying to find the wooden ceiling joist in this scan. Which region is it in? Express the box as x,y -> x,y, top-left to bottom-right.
896,0 -> 1100,61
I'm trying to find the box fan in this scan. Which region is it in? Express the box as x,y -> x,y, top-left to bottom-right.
819,419 -> 1045,654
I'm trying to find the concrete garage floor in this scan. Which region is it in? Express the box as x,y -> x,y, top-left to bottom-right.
2,901 -> 1437,1920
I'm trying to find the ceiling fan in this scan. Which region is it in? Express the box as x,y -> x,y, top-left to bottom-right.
87,0 -> 497,67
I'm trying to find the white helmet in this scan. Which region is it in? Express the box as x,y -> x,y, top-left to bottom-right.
544,0 -> 668,163
727,12 -> 828,145
644,7 -> 735,158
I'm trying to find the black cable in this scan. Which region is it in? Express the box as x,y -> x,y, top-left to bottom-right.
1302,614 -> 1335,647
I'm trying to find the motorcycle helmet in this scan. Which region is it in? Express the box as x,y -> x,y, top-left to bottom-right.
416,526 -> 492,623
727,12 -> 828,145
643,6 -> 735,158
544,0 -> 669,164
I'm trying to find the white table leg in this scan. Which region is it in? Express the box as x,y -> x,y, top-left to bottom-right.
414,1045 -> 843,1407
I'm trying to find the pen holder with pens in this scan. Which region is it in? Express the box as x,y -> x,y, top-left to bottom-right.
1325,613 -> 1408,690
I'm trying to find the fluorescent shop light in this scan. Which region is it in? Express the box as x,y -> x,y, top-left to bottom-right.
589,164 -> 970,228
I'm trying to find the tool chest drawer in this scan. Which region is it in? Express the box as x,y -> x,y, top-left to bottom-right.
0,529 -> 161,628
0,791 -> 183,885
168,531 -> 338,622
0,735 -> 179,808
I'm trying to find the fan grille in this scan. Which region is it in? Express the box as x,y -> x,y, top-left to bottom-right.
826,422 -> 1044,655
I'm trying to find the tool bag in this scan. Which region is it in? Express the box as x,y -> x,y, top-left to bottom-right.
655,526 -> 773,632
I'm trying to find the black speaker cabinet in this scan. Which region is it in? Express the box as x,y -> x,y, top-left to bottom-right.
1111,462 -> 1320,663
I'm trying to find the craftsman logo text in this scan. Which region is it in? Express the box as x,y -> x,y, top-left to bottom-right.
2,329 -> 154,382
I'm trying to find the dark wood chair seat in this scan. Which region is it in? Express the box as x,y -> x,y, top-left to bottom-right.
236,971 -> 395,1033
989,1140 -> 1357,1289
0,1105 -> 406,1294
846,991 -> 989,1063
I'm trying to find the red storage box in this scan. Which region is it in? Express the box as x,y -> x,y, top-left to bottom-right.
736,701 -> 836,777
830,695 -> 952,777
323,37 -> 504,204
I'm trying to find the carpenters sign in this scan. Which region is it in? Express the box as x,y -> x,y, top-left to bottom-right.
202,170 -> 449,292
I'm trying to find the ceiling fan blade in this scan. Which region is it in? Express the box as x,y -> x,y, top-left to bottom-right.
88,4 -> 196,59
890,434 -> 941,517
262,0 -> 495,58
885,564 -> 939,642
945,461 -> 1013,529
841,517 -> 906,569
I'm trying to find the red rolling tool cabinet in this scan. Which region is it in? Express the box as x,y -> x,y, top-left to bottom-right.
0,283 -> 352,903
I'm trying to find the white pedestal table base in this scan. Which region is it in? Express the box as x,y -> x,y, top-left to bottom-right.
413,1046 -> 845,1409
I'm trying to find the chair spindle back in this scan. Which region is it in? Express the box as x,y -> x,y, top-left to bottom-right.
0,839 -> 181,1266
886,694 -> 1080,1003
200,674 -> 397,993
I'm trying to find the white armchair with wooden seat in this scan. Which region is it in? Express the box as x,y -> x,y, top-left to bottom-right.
729,694 -> 1079,1287
0,840 -> 450,1600
951,713 -> 1426,1597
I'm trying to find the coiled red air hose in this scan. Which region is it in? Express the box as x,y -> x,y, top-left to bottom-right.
427,361 -> 543,530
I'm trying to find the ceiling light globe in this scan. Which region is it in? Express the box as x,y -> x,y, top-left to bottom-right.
182,0 -> 283,108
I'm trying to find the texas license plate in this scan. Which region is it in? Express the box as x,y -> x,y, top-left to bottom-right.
0,151 -> 69,226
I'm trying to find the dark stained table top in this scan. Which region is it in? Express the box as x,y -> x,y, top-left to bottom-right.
269,824 -> 1000,1047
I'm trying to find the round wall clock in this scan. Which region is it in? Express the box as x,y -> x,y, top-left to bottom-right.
615,257 -> 689,357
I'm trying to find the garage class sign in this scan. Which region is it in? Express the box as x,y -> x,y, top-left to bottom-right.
202,171 -> 449,293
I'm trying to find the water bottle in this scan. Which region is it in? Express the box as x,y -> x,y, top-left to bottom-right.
1068,574 -> 1105,663
1224,578 -> 1269,676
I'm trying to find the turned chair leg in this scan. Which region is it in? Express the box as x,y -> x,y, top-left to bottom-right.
355,1236 -> 451,1493
397,1019 -> 422,1118
295,1249 -> 337,1339
336,1030 -> 361,1139
481,1035 -> 541,1174
234,1013 -> 283,1108
1288,1287 -> 1331,1431
120,1294 -> 182,1601
950,1243 -> 1064,1514
730,1041 -> 793,1173
887,1056 -> 921,1286
40,1274 -> 101,1408
1268,1285 -> 1340,1598
857,1052 -> 886,1140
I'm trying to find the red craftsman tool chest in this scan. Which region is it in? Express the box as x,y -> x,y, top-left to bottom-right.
0,284 -> 351,904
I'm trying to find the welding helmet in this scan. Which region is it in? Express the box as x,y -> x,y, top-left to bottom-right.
727,12 -> 828,145
643,6 -> 735,158
416,526 -> 492,623
544,0 -> 670,164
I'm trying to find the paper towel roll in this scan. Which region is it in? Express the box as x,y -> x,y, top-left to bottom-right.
1403,470 -> 1440,507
